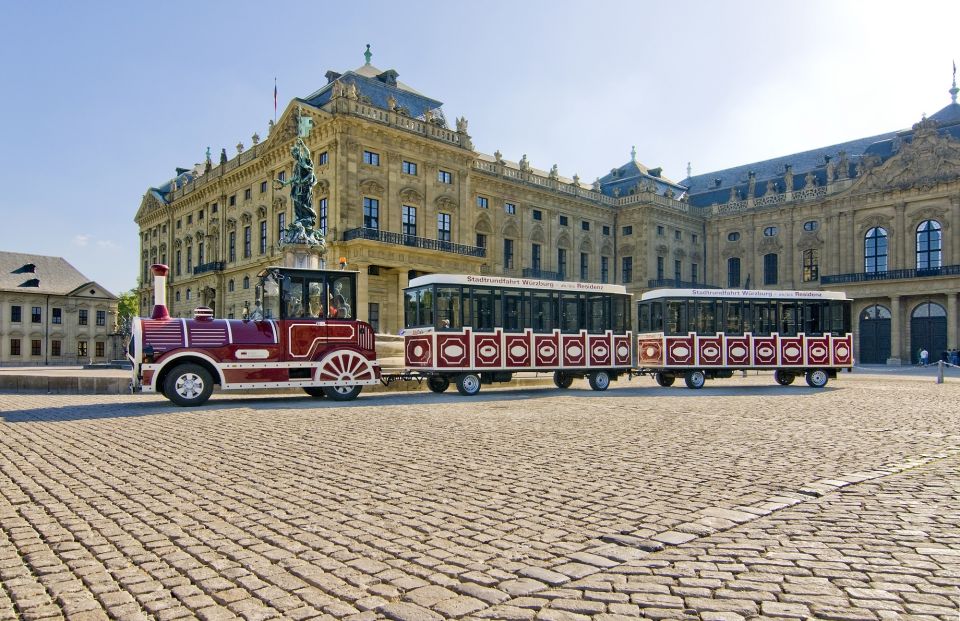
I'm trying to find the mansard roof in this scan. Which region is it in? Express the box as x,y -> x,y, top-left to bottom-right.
929,101 -> 960,126
598,155 -> 686,200
0,251 -> 116,298
302,61 -> 443,120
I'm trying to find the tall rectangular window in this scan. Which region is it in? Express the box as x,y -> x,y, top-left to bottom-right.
318,198 -> 327,234
601,256 -> 609,283
229,232 -> 236,262
244,188 -> 252,200
558,248 -> 567,279
623,225 -> 633,236
691,263 -> 699,284
31,306 -> 41,323
277,213 -> 286,241
31,340 -> 41,356
363,197 -> 379,229
244,226 -> 251,258
363,150 -> 380,166
77,341 -> 87,358
802,249 -> 819,282
52,308 -> 61,324
657,256 -> 664,280
198,241 -> 205,265
674,260 -> 682,282
580,253 -> 589,280
51,340 -> 61,357
402,205 -> 417,236
10,305 -> 21,323
504,239 -> 514,269
763,253 -> 779,285
259,220 -> 267,254
622,257 -> 633,283
476,233 -> 487,249
559,215 -> 568,226
318,151 -> 328,165
532,244 -> 541,270
96,310 -> 105,326
176,250 -> 182,275
95,342 -> 105,358
602,225 -> 610,236
79,309 -> 88,326
10,339 -> 20,356
260,181 -> 268,193
186,245 -> 193,272
437,213 -> 451,242
728,257 -> 741,288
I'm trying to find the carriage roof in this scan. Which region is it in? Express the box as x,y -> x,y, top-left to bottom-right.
639,288 -> 851,302
407,273 -> 629,295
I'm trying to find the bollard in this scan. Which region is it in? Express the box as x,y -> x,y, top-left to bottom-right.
937,360 -> 944,384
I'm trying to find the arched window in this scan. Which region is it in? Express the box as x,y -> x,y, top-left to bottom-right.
864,227 -> 888,273
916,220 -> 942,269
859,304 -> 891,321
912,301 -> 946,318
228,279 -> 235,292
186,288 -> 191,301
243,276 -> 250,289
175,290 -> 181,302
802,249 -> 819,282
727,257 -> 741,288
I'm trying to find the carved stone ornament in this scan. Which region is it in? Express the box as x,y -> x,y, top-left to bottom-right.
273,196 -> 286,211
195,230 -> 204,240
184,234 -> 193,245
757,236 -> 782,254
226,218 -> 237,231
359,179 -> 385,196
600,239 -> 614,255
796,231 -> 824,251
857,214 -> 894,237
475,213 -> 493,234
435,195 -> 458,211
241,213 -> 253,225
853,118 -> 960,193
720,247 -> 739,260
556,232 -> 571,249
209,217 -> 219,228
530,224 -> 545,243
655,243 -> 669,255
579,236 -> 594,253
399,187 -> 423,203
691,250 -> 703,262
174,239 -> 182,249
502,221 -> 521,239
257,205 -> 268,219
909,207 -> 949,231
672,248 -> 686,259
620,243 -> 635,255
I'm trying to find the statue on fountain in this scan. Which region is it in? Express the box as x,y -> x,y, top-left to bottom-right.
275,107 -> 326,251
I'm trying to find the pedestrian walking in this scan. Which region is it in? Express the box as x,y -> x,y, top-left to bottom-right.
920,348 -> 929,367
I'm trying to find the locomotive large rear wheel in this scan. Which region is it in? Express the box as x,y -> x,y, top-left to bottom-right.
455,373 -> 481,396
323,385 -> 363,401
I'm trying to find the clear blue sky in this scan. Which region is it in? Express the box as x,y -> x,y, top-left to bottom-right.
1,1 -> 957,295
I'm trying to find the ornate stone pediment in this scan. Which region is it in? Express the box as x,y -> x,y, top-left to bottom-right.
359,179 -> 385,196
556,231 -> 571,249
857,214 -> 893,237
620,243 -> 635,255
316,179 -> 330,195
655,243 -> 669,255
690,250 -> 703,262
475,213 -> 493,234
226,217 -> 237,231
257,205 -> 268,219
241,212 -> 253,225
174,239 -> 182,249
579,236 -> 593,253
852,118 -> 960,193
502,221 -> 520,239
757,236 -> 782,254
435,195 -> 458,211
720,246 -> 739,260
530,224 -> 545,243
672,248 -> 686,259
195,230 -> 204,240
399,187 -> 423,203
797,230 -> 824,251
600,239 -> 613,255
273,196 -> 286,211
184,234 -> 193,245
909,206 -> 949,231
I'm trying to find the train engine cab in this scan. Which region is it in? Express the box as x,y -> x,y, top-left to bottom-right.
129,264 -> 380,406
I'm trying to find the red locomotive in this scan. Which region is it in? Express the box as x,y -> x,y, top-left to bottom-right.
129,264 -> 379,406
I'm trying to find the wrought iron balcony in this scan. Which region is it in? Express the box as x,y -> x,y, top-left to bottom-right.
821,264 -> 960,285
522,268 -> 565,281
193,261 -> 225,275
647,278 -> 719,289
342,227 -> 486,258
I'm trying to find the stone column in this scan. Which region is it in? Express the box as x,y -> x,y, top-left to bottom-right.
948,292 -> 958,350
895,202 -> 906,269
887,295 -> 902,365
951,197 -> 960,266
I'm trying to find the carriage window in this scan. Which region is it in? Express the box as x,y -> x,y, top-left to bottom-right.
828,301 -> 850,335
588,294 -> 609,333
650,301 -> 663,332
418,288 -> 434,327
666,300 -> 687,335
803,302 -> 823,335
694,301 -> 716,335
612,296 -> 628,332
472,288 -> 498,331
308,281 -> 325,318
260,272 -> 281,319
779,302 -> 797,336
503,289 -> 524,332
328,275 -> 354,319
559,293 -> 581,333
531,291 -> 556,332
723,301 -> 740,334
436,286 -> 461,329
284,276 -> 306,318
638,303 -> 650,332
404,288 -> 420,328
753,302 -> 776,335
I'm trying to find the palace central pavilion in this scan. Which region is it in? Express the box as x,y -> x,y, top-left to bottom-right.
136,49 -> 960,365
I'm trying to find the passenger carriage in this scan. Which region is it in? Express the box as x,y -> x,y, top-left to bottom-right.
401,274 -> 633,395
636,288 -> 853,389
129,264 -> 380,406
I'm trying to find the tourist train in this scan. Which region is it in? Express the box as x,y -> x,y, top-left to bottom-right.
128,264 -> 854,406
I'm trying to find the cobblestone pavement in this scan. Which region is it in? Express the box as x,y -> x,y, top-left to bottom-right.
0,375 -> 957,620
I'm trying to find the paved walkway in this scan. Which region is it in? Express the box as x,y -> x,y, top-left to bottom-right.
0,374 -> 956,620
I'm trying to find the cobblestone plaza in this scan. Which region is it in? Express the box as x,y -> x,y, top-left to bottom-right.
0,376 -> 957,620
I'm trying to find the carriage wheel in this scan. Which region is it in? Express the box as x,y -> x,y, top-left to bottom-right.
303,387 -> 326,398
654,372 -> 675,387
805,368 -> 829,388
553,372 -> 574,389
588,370 -> 611,391
773,370 -> 796,386
684,369 -> 706,389
427,376 -> 450,393
455,373 -> 481,396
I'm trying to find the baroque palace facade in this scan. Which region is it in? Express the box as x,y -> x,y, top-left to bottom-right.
135,51 -> 960,365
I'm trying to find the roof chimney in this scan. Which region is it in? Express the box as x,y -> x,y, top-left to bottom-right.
151,264 -> 170,320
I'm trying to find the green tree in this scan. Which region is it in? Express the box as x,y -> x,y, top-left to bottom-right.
116,289 -> 139,336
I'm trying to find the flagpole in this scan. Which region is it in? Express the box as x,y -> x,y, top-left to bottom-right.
274,77 -> 277,124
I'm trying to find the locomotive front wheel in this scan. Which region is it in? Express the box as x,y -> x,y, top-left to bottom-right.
805,369 -> 829,388
684,369 -> 706,390
163,363 -> 214,407
455,373 -> 481,396
323,385 -> 363,401
654,372 -> 675,387
773,370 -> 796,386
553,372 -> 574,389
303,387 -> 326,398
588,370 -> 611,391
427,376 -> 451,393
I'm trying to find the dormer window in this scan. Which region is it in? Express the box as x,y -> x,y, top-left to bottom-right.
13,263 -> 36,274
19,278 -> 39,288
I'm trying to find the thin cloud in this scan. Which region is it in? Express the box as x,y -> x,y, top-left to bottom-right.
73,234 -> 91,247
96,240 -> 119,249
